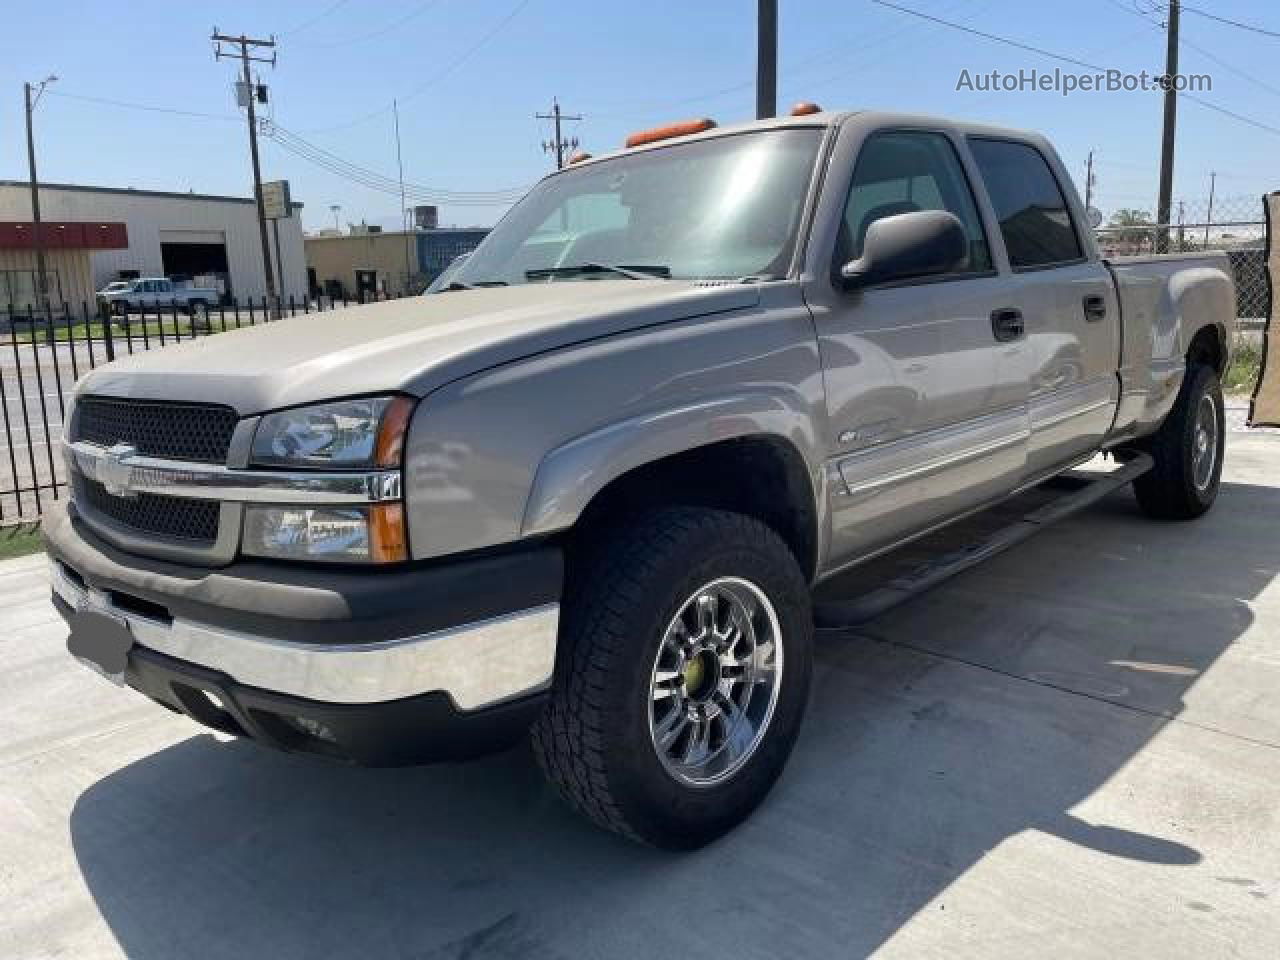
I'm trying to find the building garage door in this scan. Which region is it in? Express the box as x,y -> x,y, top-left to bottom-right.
159,229 -> 230,299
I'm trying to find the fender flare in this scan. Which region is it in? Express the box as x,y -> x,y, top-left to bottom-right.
1168,264 -> 1234,367
520,392 -> 828,552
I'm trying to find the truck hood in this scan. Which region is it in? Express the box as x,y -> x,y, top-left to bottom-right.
77,280 -> 760,414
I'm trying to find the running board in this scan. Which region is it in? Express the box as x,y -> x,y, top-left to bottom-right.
812,453 -> 1154,629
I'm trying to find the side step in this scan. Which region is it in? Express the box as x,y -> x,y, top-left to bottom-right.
812,453 -> 1153,629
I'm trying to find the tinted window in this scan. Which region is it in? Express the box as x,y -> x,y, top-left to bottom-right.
838,131 -> 991,274
969,139 -> 1083,268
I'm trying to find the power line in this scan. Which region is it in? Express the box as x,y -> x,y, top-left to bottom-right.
870,0 -> 1104,71
587,0 -> 985,120
277,0 -> 350,37
1181,3 -> 1280,40
300,0 -> 440,49
266,123 -> 529,204
874,0 -> 1280,140
46,89 -> 237,121
1181,91 -> 1280,138
292,0 -> 532,134
270,124 -> 529,198
1099,0 -> 1280,99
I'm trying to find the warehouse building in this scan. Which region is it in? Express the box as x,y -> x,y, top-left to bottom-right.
305,226 -> 489,299
0,219 -> 128,323
0,181 -> 307,308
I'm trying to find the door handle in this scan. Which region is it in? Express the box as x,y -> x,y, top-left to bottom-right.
1083,294 -> 1107,322
990,307 -> 1025,342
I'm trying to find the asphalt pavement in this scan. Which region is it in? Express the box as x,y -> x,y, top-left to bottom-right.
2,427 -> 1278,958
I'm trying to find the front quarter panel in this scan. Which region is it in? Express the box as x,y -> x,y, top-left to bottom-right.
401,283 -> 829,562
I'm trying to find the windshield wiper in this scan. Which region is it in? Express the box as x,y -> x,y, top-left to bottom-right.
525,262 -> 671,281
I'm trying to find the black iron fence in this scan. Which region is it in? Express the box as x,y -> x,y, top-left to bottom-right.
0,293 -> 405,524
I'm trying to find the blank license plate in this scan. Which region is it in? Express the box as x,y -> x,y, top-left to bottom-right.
67,609 -> 134,685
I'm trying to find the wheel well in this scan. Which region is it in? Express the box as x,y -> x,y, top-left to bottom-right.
1188,324 -> 1226,376
569,436 -> 819,582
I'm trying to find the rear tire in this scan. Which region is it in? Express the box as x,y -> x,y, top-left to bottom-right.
1133,362 -> 1224,520
532,507 -> 812,849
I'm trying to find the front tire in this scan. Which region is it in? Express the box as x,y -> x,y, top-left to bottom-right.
1133,362 -> 1225,520
532,508 -> 812,849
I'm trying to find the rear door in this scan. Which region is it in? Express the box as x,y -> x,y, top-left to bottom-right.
805,126 -> 1030,567
968,138 -> 1120,478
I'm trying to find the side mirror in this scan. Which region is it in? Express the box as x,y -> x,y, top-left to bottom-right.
840,210 -> 969,290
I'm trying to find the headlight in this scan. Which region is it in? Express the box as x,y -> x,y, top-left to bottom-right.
243,503 -> 407,563
251,396 -> 414,468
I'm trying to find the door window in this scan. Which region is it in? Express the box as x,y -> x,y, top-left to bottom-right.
837,131 -> 992,275
968,139 -> 1083,269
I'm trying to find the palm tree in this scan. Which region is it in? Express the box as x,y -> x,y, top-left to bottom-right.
1108,208 -> 1155,247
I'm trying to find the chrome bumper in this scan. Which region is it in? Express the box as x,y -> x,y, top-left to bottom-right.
50,557 -> 559,710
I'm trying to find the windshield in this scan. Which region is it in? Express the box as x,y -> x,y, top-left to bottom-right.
456,129 -> 823,287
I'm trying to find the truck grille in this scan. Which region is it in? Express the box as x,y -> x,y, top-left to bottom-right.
79,476 -> 220,544
75,396 -> 238,464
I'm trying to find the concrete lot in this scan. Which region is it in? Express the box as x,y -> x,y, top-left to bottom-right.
2,426 -> 1278,959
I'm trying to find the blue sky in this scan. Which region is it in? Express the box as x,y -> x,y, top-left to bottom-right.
3,0 -> 1277,231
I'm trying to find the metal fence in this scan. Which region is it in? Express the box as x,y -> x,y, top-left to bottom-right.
1095,195 -> 1269,323
0,293 -> 404,523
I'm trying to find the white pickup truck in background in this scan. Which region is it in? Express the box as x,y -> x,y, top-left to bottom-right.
97,278 -> 219,317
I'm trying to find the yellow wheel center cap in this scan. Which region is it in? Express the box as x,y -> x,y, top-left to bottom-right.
683,656 -> 706,695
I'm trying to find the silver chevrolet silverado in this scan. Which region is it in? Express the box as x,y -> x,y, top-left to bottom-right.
45,109 -> 1234,848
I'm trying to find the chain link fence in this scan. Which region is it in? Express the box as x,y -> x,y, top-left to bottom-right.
1095,195 -> 1269,322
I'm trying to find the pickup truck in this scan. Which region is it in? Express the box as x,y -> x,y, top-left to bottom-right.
46,108 -> 1234,849
97,277 -> 218,317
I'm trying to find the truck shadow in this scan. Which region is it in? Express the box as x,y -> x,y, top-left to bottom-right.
69,480 -> 1279,959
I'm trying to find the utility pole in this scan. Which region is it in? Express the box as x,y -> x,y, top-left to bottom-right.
1084,149 -> 1095,210
213,28 -> 278,314
1204,170 -> 1216,247
393,100 -> 413,294
757,0 -> 777,119
1176,199 -> 1186,252
23,76 -> 57,319
1156,0 -> 1180,253
537,98 -> 581,169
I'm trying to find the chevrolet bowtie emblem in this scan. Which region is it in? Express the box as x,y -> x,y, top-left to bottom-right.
98,443 -> 138,498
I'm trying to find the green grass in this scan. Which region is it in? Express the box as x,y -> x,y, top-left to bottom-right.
6,319 -> 208,345
1225,340 -> 1263,395
0,523 -> 43,561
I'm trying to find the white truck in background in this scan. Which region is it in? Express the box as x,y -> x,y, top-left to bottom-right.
97,278 -> 219,317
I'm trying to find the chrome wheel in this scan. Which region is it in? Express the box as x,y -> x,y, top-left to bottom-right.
1192,393 -> 1218,491
647,577 -> 784,787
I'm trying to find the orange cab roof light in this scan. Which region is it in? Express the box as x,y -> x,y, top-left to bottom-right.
567,150 -> 593,164
625,118 -> 717,149
790,101 -> 822,116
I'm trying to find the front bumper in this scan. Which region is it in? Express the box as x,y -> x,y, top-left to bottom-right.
44,501 -> 562,765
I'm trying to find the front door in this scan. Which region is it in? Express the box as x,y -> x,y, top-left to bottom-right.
811,129 -> 1030,567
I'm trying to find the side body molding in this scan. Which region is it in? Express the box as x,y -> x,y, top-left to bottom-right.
521,393 -> 828,551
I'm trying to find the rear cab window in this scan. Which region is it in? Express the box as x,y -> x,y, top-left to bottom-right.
967,138 -> 1084,270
